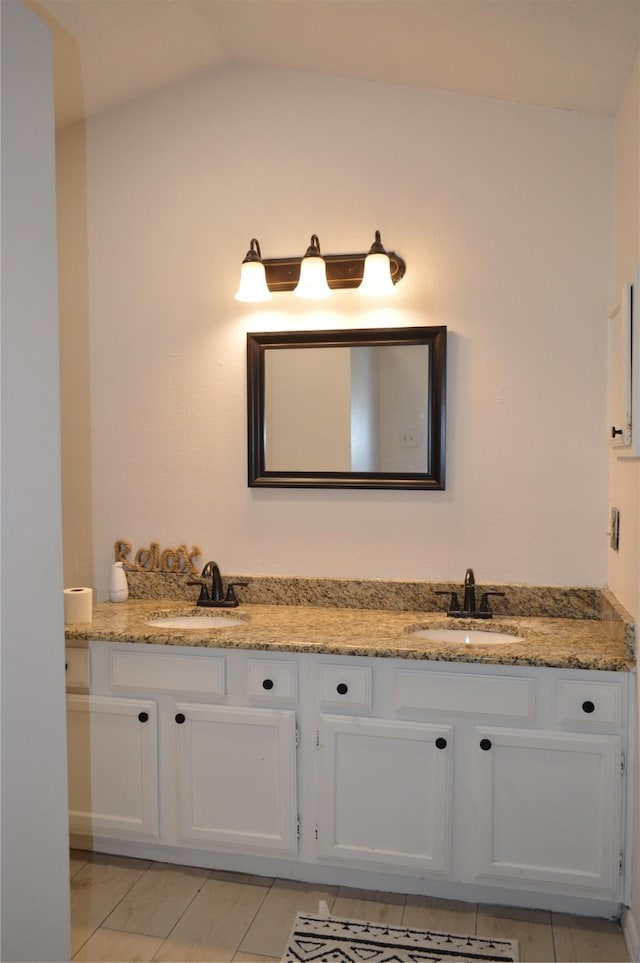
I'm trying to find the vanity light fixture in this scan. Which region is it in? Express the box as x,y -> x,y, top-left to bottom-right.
234,231 -> 406,302
293,234 -> 331,299
234,238 -> 273,302
359,230 -> 396,296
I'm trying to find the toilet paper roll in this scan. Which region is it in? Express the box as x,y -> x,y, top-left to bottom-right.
64,587 -> 93,624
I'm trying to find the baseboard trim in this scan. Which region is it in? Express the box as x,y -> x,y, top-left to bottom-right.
623,908 -> 640,962
70,834 -> 622,918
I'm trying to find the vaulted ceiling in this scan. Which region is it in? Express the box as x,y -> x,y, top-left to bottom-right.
29,0 -> 640,128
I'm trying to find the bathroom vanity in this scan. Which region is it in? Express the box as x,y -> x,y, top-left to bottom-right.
65,598 -> 635,917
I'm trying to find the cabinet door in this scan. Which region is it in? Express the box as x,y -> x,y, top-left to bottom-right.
473,727 -> 622,896
317,714 -> 452,873
174,703 -> 297,856
67,694 -> 159,840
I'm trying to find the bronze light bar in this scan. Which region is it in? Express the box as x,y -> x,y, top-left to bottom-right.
234,232 -> 406,302
263,249 -> 406,292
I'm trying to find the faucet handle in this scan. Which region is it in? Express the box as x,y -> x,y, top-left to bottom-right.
187,579 -> 210,602
479,591 -> 505,614
435,590 -> 459,613
224,581 -> 249,605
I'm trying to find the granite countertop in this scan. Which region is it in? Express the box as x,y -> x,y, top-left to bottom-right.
65,599 -> 635,671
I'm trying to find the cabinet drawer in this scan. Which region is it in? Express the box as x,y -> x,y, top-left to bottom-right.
319,665 -> 372,709
247,660 -> 297,702
394,670 -> 535,720
110,651 -> 225,696
557,680 -> 623,728
65,648 -> 90,690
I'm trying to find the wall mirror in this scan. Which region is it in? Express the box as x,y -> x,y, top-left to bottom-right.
247,326 -> 446,489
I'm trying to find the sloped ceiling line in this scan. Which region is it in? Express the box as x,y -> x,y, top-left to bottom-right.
29,0 -> 640,128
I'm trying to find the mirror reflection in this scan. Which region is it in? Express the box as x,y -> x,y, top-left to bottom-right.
247,327 -> 446,490
265,345 -> 431,473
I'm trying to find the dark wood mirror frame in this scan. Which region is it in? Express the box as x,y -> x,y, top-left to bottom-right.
247,326 -> 446,490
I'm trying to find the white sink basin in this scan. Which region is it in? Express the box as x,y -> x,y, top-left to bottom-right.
410,628 -> 523,645
146,616 -> 243,629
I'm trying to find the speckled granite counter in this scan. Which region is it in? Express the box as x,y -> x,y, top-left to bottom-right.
65,599 -> 635,671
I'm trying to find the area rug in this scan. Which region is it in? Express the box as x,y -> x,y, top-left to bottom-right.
282,912 -> 519,963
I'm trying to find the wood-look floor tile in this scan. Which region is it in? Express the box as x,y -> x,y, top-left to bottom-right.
89,852 -> 154,872
68,849 -> 633,963
209,869 -> 274,887
336,885 -> 406,905
153,877 -> 268,963
70,850 -> 91,879
232,954 -> 281,962
402,895 -> 477,934
552,913 -> 629,962
72,926 -> 163,962
104,862 -> 210,937
330,894 -> 405,927
71,854 -> 152,955
477,905 -> 554,963
239,879 -> 338,959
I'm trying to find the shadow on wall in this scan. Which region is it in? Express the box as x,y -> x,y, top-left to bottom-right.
31,1 -> 96,587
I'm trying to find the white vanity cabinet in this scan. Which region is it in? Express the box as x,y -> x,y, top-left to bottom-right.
472,726 -> 622,893
313,656 -> 630,905
66,644 -> 298,858
66,692 -> 159,840
170,701 -> 298,855
314,659 -> 453,873
467,672 -> 628,895
66,642 -> 632,913
316,713 -> 453,873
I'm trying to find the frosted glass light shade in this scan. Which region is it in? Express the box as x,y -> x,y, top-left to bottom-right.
293,256 -> 331,299
234,259 -> 272,302
359,231 -> 396,296
359,251 -> 395,295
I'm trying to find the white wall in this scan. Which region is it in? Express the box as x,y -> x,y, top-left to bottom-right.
610,56 -> 640,622
56,120 -> 95,589
0,3 -> 70,959
56,64 -> 614,597
610,52 -> 640,949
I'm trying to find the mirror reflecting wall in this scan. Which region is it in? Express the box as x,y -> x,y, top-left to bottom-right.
247,327 -> 446,489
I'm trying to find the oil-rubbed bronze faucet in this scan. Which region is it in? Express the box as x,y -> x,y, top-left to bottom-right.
436,568 -> 505,619
463,567 -> 477,613
188,561 -> 248,608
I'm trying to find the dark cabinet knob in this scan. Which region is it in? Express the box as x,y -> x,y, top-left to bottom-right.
138,711 -> 149,723
336,683 -> 349,695
435,737 -> 447,750
480,738 -> 492,751
175,713 -> 186,724
582,700 -> 595,714
262,678 -> 274,690
611,426 -> 623,438
65,663 -> 68,671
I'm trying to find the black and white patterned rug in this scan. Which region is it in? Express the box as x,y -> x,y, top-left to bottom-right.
283,912 -> 519,963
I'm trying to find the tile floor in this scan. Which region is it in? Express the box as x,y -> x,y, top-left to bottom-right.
70,850 -> 630,962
